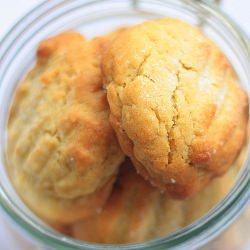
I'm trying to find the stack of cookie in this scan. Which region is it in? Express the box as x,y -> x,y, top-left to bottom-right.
7,18 -> 248,243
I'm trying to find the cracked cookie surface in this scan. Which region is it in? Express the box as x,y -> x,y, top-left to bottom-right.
7,32 -> 124,223
103,18 -> 248,198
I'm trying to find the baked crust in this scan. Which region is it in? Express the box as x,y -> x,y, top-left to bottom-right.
72,157 -> 240,243
72,160 -> 184,243
7,32 -> 124,223
103,18 -> 248,198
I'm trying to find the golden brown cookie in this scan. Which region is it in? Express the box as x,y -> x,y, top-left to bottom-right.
72,160 -> 184,243
72,157 -> 240,243
103,18 -> 248,198
7,32 -> 124,224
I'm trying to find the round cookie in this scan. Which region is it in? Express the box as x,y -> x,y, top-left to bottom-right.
72,160 -> 184,243
103,18 -> 248,198
7,32 -> 124,224
72,158 -> 239,243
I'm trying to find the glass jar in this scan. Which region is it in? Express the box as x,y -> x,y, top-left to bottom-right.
0,0 -> 249,249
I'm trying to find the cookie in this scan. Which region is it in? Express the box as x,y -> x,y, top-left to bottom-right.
7,32 -> 124,223
103,18 -> 248,198
72,157 -> 240,243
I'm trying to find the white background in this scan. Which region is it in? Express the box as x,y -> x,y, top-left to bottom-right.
0,1 -> 249,249
0,0 -> 249,39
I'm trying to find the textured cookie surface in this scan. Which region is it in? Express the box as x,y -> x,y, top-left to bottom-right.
72,160 -> 184,243
103,18 -> 248,198
72,157 -> 241,243
7,32 -> 124,223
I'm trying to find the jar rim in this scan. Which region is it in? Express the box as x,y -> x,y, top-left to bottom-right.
0,0 -> 249,249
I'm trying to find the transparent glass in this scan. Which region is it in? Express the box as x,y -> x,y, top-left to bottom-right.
0,0 -> 249,249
